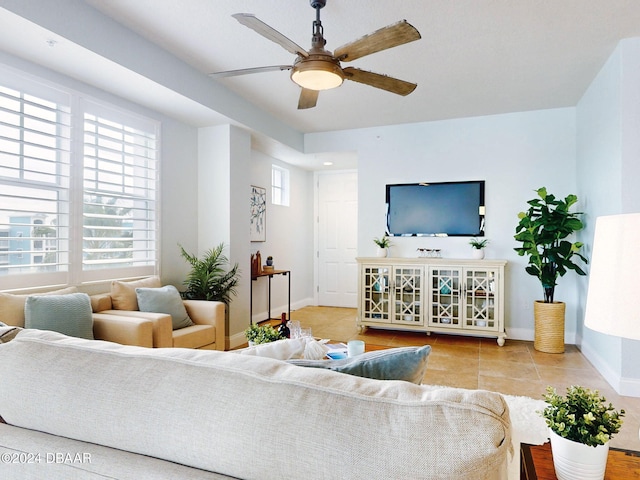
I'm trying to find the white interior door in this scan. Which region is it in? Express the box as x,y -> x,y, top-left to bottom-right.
317,171 -> 358,307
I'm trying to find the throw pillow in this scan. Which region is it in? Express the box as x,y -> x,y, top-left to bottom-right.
135,285 -> 194,330
287,345 -> 432,384
0,287 -> 78,327
111,276 -> 161,310
24,293 -> 94,340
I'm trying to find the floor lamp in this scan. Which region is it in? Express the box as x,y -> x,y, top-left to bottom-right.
583,213 -> 640,439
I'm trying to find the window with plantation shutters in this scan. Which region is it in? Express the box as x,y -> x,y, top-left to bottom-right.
81,101 -> 158,282
0,78 -> 72,290
0,66 -> 159,290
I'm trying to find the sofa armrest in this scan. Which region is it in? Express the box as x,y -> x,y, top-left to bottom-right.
92,313 -> 153,347
90,294 -> 113,313
183,300 -> 226,351
97,310 -> 173,348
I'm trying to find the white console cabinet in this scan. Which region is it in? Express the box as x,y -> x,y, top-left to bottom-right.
357,257 -> 507,346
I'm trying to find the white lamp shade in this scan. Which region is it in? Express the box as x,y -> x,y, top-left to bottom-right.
584,213 -> 640,340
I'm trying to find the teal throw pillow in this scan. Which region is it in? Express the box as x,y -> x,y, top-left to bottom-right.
24,293 -> 94,340
288,345 -> 431,384
136,285 -> 194,330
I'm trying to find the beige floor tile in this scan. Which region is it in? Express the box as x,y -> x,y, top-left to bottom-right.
282,306 -> 640,451
479,358 -> 540,380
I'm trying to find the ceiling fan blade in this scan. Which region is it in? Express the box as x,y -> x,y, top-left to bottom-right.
334,20 -> 421,62
209,65 -> 292,78
232,13 -> 309,58
343,67 -> 417,96
298,88 -> 319,109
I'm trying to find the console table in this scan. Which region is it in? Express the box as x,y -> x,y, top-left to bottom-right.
250,269 -> 291,324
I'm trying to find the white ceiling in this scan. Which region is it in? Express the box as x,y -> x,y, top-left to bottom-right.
81,0 -> 640,132
2,1 -> 640,169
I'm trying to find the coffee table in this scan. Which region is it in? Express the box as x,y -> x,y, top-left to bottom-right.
520,442 -> 640,479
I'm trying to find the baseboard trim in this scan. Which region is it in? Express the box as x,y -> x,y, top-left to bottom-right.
579,343 -> 640,397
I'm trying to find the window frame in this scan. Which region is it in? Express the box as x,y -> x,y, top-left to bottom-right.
271,164 -> 290,207
0,65 -> 160,291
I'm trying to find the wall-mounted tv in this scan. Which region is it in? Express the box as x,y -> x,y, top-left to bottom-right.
386,181 -> 485,237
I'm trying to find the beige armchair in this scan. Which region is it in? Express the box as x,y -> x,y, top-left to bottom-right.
90,284 -> 226,351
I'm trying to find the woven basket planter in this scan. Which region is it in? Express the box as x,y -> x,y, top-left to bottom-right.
534,301 -> 565,353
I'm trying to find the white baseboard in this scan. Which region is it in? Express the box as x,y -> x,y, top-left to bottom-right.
579,343 -> 640,397
505,327 -> 577,345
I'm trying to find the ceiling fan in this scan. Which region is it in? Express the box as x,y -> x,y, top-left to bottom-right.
209,0 -> 421,109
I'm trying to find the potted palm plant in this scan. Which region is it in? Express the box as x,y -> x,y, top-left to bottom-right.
540,385 -> 624,480
514,188 -> 588,353
179,243 -> 240,304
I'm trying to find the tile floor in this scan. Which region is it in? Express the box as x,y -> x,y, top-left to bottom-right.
289,305 -> 640,451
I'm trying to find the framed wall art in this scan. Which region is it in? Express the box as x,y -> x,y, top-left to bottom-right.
250,185 -> 266,242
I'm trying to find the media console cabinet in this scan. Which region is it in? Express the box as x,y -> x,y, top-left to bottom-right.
357,257 -> 507,346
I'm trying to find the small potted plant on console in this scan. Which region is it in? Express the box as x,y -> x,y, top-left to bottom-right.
373,235 -> 392,258
469,237 -> 489,259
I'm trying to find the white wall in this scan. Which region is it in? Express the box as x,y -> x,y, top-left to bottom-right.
577,38 -> 640,396
306,108 -> 579,341
249,151 -> 315,323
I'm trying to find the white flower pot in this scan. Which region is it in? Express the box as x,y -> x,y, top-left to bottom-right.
549,429 -> 609,480
471,248 -> 485,259
376,247 -> 388,258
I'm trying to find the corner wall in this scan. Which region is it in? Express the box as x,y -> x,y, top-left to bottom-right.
577,38 -> 640,396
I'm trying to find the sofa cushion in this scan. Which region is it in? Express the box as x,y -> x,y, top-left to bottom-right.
0,329 -> 510,480
288,345 -> 432,384
172,324 -> 216,348
110,276 -> 161,310
136,285 -> 194,330
24,293 -> 94,340
0,287 -> 78,327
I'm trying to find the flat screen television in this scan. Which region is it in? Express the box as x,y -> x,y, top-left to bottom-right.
386,181 -> 485,237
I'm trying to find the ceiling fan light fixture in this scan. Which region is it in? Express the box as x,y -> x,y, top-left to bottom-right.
291,59 -> 344,90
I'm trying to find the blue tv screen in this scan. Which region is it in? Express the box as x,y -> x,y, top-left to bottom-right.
386,181 -> 485,237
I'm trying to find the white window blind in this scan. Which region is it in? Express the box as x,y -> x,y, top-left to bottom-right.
0,80 -> 71,289
81,101 -> 158,281
0,66 -> 159,290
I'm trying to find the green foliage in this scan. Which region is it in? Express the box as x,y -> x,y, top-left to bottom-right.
179,243 -> 240,304
373,235 -> 392,248
469,237 -> 489,249
514,187 -> 588,302
244,324 -> 284,344
540,385 -> 625,447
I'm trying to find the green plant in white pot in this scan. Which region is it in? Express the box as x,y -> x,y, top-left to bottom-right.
469,237 -> 489,259
514,188 -> 588,353
373,235 -> 392,258
540,385 -> 624,480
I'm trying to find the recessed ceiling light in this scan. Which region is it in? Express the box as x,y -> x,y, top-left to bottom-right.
323,161 -> 333,166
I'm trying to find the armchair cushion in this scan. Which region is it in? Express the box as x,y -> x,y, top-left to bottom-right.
24,293 -> 94,340
111,276 -> 161,310
135,285 -> 194,330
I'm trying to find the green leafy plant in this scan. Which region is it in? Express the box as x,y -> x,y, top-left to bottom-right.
540,385 -> 625,447
373,235 -> 392,248
469,238 -> 489,249
179,243 -> 240,304
514,187 -> 588,303
245,324 -> 284,344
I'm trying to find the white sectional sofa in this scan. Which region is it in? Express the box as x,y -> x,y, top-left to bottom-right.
0,329 -> 511,479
